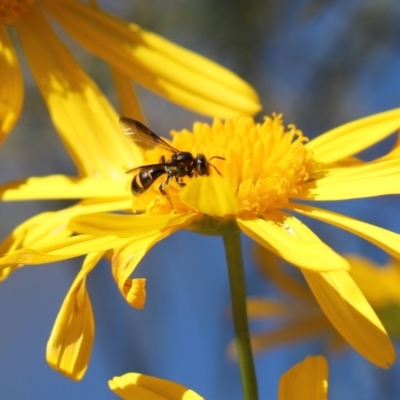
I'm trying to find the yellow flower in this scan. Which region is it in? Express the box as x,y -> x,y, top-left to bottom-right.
108,355 -> 328,400
238,247 -> 400,360
2,108 -> 400,377
0,0 -> 260,144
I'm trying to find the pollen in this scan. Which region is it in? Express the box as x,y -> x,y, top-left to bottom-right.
0,0 -> 35,25
132,115 -> 315,218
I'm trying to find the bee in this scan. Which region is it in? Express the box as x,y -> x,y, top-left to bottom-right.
120,117 -> 225,196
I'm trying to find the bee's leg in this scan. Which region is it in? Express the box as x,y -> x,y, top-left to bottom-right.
159,175 -> 173,206
159,155 -> 166,163
159,174 -> 171,196
175,176 -> 186,188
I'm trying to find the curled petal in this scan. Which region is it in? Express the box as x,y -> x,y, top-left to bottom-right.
278,356 -> 328,400
109,372 -> 204,400
71,212 -> 194,308
111,230 -> 177,308
123,278 -> 146,310
0,27 -> 23,142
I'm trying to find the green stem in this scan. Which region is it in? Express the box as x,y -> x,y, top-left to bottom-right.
222,224 -> 258,400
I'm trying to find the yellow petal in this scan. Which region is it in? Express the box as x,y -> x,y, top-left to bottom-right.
0,210 -> 70,280
302,269 -> 396,368
0,175 -> 130,200
111,227 -> 187,308
278,356 -> 328,400
0,27 -> 23,142
246,298 -> 292,319
0,235 -> 124,266
47,252 -> 102,380
180,175 -> 239,217
297,158 -> 400,200
0,198 -> 131,256
111,235 -> 163,309
287,203 -> 400,261
237,213 -> 349,272
70,212 -> 196,237
69,212 -> 193,308
41,0 -> 260,118
307,108 -> 400,164
108,372 -> 204,400
346,256 -> 400,307
0,197 -> 132,279
110,67 -> 146,123
232,316 -> 329,358
16,5 -> 142,178
121,277 -> 146,310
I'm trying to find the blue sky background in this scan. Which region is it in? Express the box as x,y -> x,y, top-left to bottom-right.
1,1 -> 400,399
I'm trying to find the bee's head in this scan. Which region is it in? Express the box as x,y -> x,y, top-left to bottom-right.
195,154 -> 210,176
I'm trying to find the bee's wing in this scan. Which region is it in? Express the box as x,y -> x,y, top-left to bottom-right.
125,162 -> 171,174
119,117 -> 177,153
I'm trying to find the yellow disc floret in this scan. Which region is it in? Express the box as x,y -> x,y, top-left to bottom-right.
132,115 -> 315,219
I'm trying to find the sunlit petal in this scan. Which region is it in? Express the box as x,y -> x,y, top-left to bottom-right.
0,199 -> 131,252
47,252 -> 102,380
237,214 -> 349,272
278,356 -> 328,400
0,210 -> 70,280
16,5 -> 142,178
287,203 -> 400,261
0,198 -> 132,279
0,175 -> 130,200
70,212 -> 197,237
0,27 -> 23,141
297,158 -> 400,200
303,269 -> 395,368
108,372 -> 204,400
0,235 -> 124,266
41,0 -> 260,118
307,108 -> 400,164
180,175 -> 239,217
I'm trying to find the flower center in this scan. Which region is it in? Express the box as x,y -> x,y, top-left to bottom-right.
0,0 -> 35,25
131,115 -> 315,219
